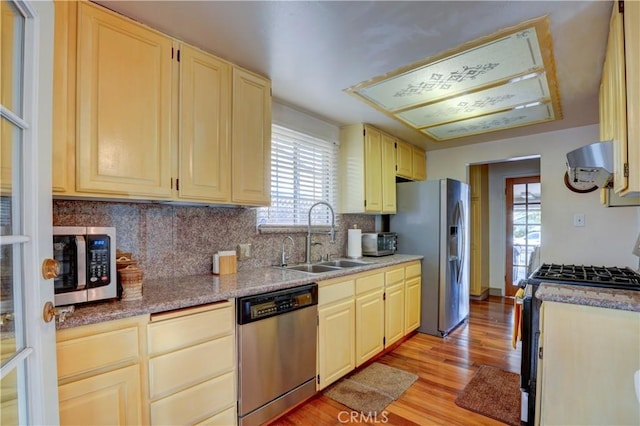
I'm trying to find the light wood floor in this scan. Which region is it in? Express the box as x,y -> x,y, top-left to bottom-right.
271,296 -> 521,425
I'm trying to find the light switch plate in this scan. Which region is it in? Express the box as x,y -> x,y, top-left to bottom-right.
573,213 -> 585,227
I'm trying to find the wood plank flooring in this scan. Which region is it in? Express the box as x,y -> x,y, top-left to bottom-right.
271,296 -> 521,425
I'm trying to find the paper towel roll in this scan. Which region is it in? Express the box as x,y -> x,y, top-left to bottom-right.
347,228 -> 362,259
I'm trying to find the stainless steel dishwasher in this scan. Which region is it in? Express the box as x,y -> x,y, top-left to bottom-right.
237,284 -> 318,426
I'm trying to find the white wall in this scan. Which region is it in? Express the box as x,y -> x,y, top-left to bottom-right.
427,124 -> 640,281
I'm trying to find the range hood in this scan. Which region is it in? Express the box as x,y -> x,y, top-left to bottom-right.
566,140 -> 613,188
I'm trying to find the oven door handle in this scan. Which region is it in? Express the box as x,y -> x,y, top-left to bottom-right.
75,236 -> 86,290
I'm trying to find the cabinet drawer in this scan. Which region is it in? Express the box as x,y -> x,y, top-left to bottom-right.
149,335 -> 234,399
57,326 -> 139,379
319,279 -> 355,306
150,371 -> 235,425
148,305 -> 233,355
355,272 -> 384,295
385,267 -> 405,286
405,262 -> 421,279
195,406 -> 236,426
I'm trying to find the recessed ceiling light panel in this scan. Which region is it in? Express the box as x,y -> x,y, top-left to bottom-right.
422,102 -> 555,140
396,72 -> 551,128
345,16 -> 561,142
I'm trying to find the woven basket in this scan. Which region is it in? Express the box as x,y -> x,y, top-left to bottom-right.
119,265 -> 143,301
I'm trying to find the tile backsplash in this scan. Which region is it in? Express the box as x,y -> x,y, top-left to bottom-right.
53,200 -> 376,280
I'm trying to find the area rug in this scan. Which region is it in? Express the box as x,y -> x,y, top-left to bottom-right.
455,365 -> 521,426
324,362 -> 418,415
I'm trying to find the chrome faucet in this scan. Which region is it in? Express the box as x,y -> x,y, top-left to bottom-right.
280,236 -> 294,267
306,201 -> 336,264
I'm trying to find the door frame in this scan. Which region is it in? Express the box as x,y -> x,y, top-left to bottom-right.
505,175 -> 541,297
0,0 -> 58,423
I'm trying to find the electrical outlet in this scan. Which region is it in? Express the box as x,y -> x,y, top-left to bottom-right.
237,243 -> 252,260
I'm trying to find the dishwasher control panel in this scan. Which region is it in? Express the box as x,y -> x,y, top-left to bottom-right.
237,283 -> 318,324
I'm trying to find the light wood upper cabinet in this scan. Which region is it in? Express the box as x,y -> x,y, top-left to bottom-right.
396,139 -> 413,179
231,67 -> 272,206
364,127 -> 383,212
381,133 -> 397,213
178,44 -> 232,202
396,139 -> 426,181
339,124 -> 396,214
412,145 -> 427,181
600,1 -> 640,197
76,1 -> 173,198
52,1 -> 271,206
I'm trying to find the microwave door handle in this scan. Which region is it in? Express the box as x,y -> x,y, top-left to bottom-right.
76,236 -> 86,290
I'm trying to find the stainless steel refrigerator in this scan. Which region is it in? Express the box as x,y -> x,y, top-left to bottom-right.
390,178 -> 470,337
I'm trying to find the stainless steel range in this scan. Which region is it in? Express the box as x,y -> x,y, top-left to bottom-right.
520,264 -> 640,424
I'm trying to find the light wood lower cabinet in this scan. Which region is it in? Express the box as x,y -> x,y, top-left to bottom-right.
147,301 -> 235,426
58,364 -> 142,426
404,261 -> 422,334
536,301 -> 640,425
318,262 -> 421,389
317,277 -> 356,390
384,266 -> 405,348
355,272 -> 385,366
56,315 -> 149,426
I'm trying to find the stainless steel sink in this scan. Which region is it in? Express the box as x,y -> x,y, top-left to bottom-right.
318,259 -> 372,268
283,264 -> 342,273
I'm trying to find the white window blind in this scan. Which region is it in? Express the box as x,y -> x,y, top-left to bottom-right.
258,124 -> 339,228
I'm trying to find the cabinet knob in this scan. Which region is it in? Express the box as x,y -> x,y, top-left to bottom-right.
42,258 -> 60,280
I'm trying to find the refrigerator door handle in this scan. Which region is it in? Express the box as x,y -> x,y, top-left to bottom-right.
451,200 -> 465,285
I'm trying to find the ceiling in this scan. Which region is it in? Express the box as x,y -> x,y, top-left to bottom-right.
96,1 -> 613,151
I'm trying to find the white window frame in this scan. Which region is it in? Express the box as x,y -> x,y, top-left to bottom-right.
257,123 -> 339,232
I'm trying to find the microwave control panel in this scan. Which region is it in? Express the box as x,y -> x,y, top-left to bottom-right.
87,235 -> 111,286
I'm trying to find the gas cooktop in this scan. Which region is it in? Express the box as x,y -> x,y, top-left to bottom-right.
529,264 -> 640,291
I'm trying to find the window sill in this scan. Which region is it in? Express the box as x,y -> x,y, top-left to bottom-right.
257,225 -> 335,234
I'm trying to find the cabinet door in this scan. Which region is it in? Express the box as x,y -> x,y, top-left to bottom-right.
381,133 -> 397,214
624,1 -> 639,195
538,302 -> 640,425
364,126 -> 382,212
317,298 -> 355,390
355,288 -> 385,366
385,282 -> 405,347
179,45 -> 231,202
52,1 -> 77,194
232,67 -> 271,206
396,139 -> 413,179
76,2 -> 173,198
405,276 -> 421,334
58,365 -> 142,426
412,146 -> 426,181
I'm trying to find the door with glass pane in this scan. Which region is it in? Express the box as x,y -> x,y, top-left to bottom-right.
505,176 -> 541,297
1,1 -> 58,424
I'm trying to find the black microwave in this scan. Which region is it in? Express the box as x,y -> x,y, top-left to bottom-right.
53,226 -> 117,306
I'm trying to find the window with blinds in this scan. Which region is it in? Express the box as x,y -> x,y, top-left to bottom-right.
257,124 -> 339,228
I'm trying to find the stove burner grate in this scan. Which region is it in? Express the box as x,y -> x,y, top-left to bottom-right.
530,264 -> 640,289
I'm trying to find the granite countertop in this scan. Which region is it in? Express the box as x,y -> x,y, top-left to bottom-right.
57,254 -> 423,330
536,282 -> 640,313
